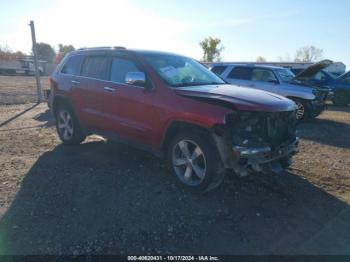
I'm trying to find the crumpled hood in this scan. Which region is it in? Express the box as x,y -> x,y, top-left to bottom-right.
175,84 -> 296,112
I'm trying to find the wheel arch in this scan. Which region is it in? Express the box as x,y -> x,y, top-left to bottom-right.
52,95 -> 74,117
161,120 -> 213,152
286,96 -> 308,102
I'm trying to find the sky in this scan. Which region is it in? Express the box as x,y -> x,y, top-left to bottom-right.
0,0 -> 349,68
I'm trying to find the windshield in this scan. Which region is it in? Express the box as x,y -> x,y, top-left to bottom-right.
275,68 -> 295,83
143,53 -> 225,87
324,71 -> 337,79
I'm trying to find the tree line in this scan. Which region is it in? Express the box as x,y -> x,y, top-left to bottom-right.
0,43 -> 74,63
1,38 -> 324,64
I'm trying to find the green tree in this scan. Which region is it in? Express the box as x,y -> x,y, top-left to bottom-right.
199,37 -> 224,62
56,44 -> 75,63
294,45 -> 323,62
58,44 -> 75,56
256,56 -> 267,62
35,42 -> 56,62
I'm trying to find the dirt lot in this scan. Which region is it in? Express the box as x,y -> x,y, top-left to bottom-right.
0,76 -> 49,105
0,81 -> 349,254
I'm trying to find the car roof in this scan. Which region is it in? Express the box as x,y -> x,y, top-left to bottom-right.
69,47 -> 185,57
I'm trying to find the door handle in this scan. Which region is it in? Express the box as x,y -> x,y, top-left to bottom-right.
71,80 -> 80,85
103,86 -> 116,92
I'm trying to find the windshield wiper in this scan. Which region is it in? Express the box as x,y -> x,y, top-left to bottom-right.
204,82 -> 226,85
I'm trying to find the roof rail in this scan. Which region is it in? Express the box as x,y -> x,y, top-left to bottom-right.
77,46 -> 126,51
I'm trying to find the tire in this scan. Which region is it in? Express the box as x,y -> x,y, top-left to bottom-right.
167,129 -> 223,192
292,98 -> 311,121
55,103 -> 86,145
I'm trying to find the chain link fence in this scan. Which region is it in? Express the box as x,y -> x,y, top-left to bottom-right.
0,76 -> 49,105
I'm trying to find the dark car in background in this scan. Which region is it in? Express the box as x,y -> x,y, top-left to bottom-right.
301,70 -> 350,106
331,71 -> 350,105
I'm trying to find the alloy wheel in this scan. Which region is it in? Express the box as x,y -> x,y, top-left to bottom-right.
57,110 -> 74,140
295,102 -> 305,120
172,139 -> 207,186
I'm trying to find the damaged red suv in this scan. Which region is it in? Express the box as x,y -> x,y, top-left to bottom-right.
50,47 -> 299,191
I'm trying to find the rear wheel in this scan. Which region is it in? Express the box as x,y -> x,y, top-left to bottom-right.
167,130 -> 223,192
55,104 -> 86,145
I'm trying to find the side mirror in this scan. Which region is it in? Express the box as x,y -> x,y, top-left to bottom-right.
125,72 -> 147,87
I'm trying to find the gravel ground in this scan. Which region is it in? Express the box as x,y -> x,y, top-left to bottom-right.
0,103 -> 349,255
0,76 -> 49,105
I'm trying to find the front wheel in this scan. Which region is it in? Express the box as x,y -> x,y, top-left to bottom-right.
292,99 -> 311,121
167,130 -> 223,192
55,104 -> 86,145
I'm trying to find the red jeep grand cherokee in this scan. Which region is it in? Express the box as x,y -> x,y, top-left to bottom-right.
50,47 -> 298,191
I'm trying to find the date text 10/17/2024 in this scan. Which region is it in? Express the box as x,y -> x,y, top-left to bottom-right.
127,256 -> 220,261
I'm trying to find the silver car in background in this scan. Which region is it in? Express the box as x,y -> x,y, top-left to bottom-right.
210,60 -> 332,120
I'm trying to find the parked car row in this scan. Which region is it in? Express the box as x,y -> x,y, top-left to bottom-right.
210,60 -> 350,114
49,47 -> 348,192
210,60 -> 338,120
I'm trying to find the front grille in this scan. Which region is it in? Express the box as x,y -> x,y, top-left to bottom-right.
265,111 -> 296,147
228,111 -> 297,149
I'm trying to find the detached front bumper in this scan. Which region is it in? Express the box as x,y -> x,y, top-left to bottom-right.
232,138 -> 299,165
311,100 -> 327,117
213,135 -> 299,176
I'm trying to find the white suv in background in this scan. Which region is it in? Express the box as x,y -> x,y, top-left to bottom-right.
210,61 -> 332,120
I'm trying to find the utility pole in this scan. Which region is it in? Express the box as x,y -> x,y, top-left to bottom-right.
29,20 -> 42,103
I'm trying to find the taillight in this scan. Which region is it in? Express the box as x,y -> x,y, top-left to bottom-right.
49,76 -> 53,86
49,76 -> 57,90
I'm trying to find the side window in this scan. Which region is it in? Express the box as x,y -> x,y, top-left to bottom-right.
251,68 -> 277,82
81,55 -> 109,80
227,67 -> 252,80
61,55 -> 83,75
110,57 -> 141,84
211,66 -> 227,76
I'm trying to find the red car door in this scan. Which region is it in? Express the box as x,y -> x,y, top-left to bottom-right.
99,55 -> 156,145
71,54 -> 111,130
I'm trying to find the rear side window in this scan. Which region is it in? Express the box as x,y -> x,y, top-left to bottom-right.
81,55 -> 109,80
61,55 -> 83,75
211,66 -> 227,76
251,68 -> 277,82
227,67 -> 252,80
110,57 -> 141,84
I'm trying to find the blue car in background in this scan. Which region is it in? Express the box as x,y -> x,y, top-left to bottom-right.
305,70 -> 350,106
330,71 -> 350,106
